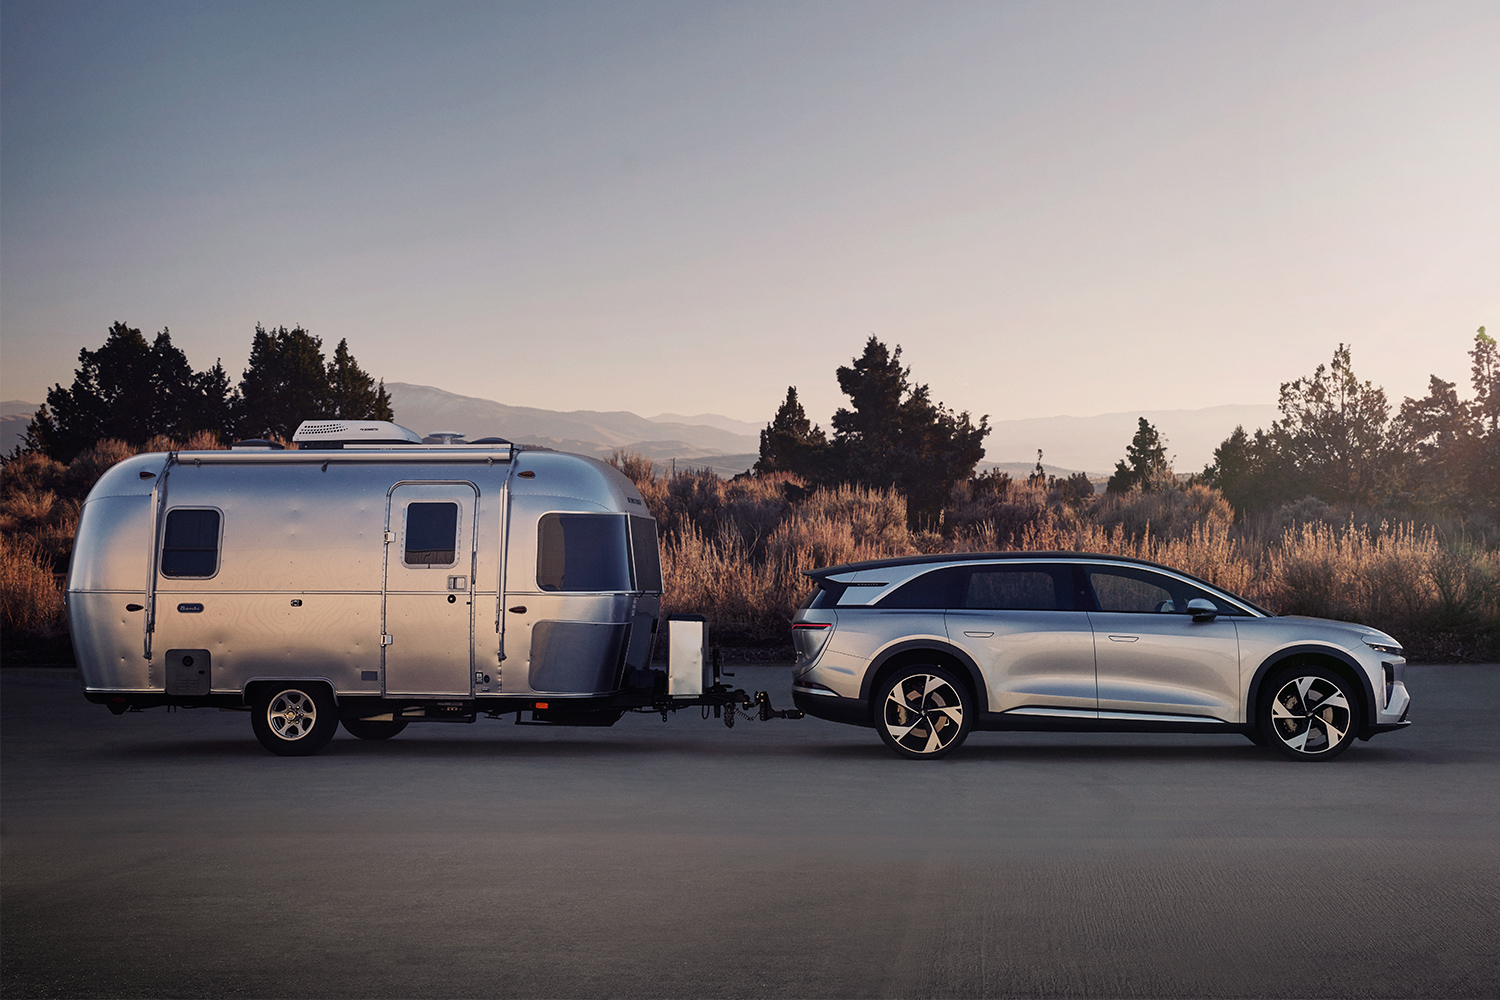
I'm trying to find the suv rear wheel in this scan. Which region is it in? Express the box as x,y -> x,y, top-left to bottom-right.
874,665 -> 973,760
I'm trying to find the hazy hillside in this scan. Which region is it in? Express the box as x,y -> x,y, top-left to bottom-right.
2,401 -> 38,456
984,404 -> 1278,475
385,383 -> 760,460
4,389 -> 1276,479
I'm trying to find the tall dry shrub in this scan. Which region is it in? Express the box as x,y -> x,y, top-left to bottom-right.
1092,483 -> 1233,542
0,533 -> 66,637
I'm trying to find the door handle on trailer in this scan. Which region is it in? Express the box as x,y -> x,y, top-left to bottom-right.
963,631 -> 994,638
126,604 -> 144,612
508,606 -> 527,614
1108,634 -> 1139,642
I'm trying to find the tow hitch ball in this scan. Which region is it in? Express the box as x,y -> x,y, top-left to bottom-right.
723,691 -> 804,728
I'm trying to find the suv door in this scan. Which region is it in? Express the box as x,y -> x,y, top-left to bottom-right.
1083,565 -> 1240,721
943,563 -> 1096,716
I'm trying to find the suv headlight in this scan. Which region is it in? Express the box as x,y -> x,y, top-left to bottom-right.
1364,638 -> 1402,655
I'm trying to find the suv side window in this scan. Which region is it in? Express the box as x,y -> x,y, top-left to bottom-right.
875,567 -> 967,609
1086,566 -> 1238,614
965,565 -> 1075,611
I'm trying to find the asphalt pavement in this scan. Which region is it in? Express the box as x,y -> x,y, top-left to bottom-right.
3,663 -> 1498,999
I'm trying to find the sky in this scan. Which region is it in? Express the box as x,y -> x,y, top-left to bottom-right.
2,0 -> 1497,438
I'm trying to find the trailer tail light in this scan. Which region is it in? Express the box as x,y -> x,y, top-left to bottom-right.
534,702 -> 549,709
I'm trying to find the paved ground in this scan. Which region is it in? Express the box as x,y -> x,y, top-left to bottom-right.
3,663 -> 1498,999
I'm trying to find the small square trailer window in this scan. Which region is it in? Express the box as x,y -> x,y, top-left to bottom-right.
161,509 -> 221,578
405,502 -> 459,566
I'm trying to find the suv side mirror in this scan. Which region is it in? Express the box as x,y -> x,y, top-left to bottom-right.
1186,598 -> 1218,621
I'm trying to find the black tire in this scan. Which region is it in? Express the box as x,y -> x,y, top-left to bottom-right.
1260,665 -> 1359,761
874,664 -> 973,760
341,717 -> 409,741
251,683 -> 338,756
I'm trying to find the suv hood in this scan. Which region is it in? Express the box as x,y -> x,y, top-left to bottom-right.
1277,615 -> 1401,650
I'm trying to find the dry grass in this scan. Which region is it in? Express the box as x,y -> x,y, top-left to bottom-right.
0,533 -> 66,637
621,454 -> 1499,660
1,434 -> 228,646
5,442 -> 1495,660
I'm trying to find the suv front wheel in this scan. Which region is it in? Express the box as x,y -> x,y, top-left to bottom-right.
1261,665 -> 1359,761
874,665 -> 973,760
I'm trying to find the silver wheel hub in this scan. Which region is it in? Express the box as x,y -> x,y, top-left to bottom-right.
268,690 -> 317,742
1270,675 -> 1350,754
882,673 -> 964,755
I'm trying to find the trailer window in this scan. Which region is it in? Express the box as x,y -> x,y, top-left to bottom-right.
537,513 -> 632,592
629,516 -> 663,593
161,509 -> 221,578
404,502 -> 458,566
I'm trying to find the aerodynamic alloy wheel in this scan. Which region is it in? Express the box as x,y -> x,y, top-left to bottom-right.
1262,666 -> 1359,761
251,684 -> 338,756
874,665 -> 973,759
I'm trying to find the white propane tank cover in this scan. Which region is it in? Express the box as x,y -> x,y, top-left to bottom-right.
668,616 -> 709,697
291,420 -> 423,445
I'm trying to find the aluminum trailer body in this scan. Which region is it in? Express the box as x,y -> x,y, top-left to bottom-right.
66,423 -> 779,753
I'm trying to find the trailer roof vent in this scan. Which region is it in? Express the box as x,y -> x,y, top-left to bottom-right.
422,430 -> 466,445
291,420 -> 424,448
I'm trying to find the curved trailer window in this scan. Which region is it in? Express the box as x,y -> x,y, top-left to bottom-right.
537,513 -> 633,592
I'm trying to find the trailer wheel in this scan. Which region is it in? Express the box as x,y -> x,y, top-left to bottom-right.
341,717 -> 409,741
251,684 -> 338,756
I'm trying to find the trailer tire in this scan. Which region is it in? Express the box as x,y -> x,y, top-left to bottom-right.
341,717 -> 409,741
251,683 -> 338,756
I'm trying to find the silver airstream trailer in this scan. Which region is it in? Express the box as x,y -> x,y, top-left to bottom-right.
68,420 -> 797,755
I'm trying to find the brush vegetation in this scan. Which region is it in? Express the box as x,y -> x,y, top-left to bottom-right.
613,456 -> 1498,661
4,328 -> 1496,663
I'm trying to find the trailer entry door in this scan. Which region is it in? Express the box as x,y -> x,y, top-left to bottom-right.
384,483 -> 478,697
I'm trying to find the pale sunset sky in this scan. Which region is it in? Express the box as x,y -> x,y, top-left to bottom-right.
2,1 -> 1496,430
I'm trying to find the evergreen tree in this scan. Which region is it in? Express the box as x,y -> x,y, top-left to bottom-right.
1272,343 -> 1390,503
1107,418 -> 1171,493
828,337 -> 989,525
238,325 -> 336,440
1470,326 -> 1498,435
755,386 -> 830,478
28,322 -> 226,462
239,327 -> 394,439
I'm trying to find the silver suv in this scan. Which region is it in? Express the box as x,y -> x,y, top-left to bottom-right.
790,553 -> 1411,760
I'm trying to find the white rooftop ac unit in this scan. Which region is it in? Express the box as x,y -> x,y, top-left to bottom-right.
291,420 -> 424,446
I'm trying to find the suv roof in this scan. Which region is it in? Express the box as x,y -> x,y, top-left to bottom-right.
805,551 -> 1274,618
805,551 -> 1183,579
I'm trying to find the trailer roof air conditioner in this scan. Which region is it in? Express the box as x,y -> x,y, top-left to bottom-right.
292,420 -> 424,447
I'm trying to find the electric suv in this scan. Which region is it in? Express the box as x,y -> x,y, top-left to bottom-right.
790,552 -> 1411,760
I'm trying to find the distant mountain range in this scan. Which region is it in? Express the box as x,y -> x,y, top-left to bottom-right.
1,387 -> 1276,478
1,400 -> 37,457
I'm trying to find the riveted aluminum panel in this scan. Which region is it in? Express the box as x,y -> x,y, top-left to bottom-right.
151,591 -> 383,694
69,591 -> 154,691
68,495 -> 153,593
